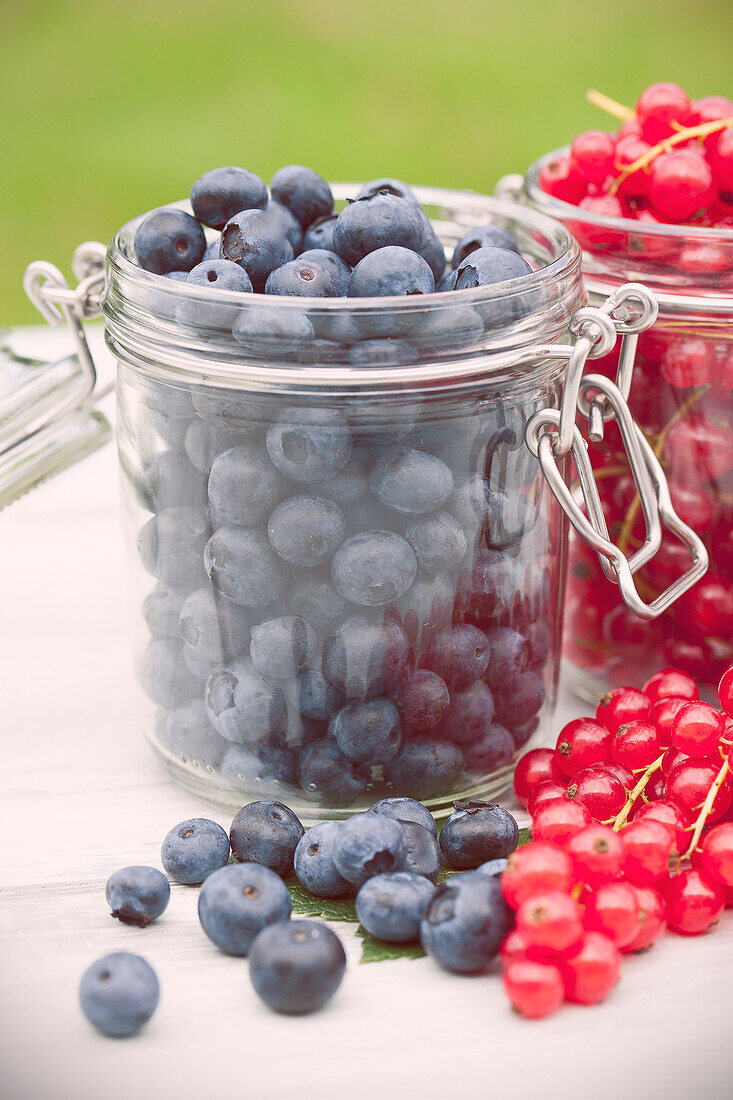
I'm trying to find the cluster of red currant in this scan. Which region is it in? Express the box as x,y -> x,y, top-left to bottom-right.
539,82 -> 733,229
499,663 -> 733,1019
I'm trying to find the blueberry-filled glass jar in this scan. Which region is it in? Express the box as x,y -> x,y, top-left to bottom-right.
520,153 -> 733,697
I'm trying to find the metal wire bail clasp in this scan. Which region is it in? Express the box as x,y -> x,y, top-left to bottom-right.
526,284 -> 708,621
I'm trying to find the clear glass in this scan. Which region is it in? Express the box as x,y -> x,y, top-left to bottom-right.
107,184 -> 586,817
525,152 -> 733,697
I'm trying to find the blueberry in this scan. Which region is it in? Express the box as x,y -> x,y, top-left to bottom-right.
176,259 -> 253,329
420,871 -> 512,973
220,208 -> 294,291
270,165 -> 333,230
484,490 -> 533,550
449,473 -> 492,537
348,339 -> 412,367
453,245 -> 532,290
297,248 -> 351,295
416,211 -> 447,283
268,200 -> 304,251
331,531 -> 417,607
323,614 -> 409,700
386,739 -> 464,801
268,495 -> 345,567
79,953 -> 159,1038
105,866 -> 170,927
135,208 -> 206,274
511,716 -> 540,749
184,421 -> 247,475
405,512 -> 467,576
369,447 -> 453,515
399,820 -> 442,881
369,796 -> 437,836
344,401 -> 419,448
198,862 -> 292,956
136,639 -> 199,708
288,574 -> 351,633
205,660 -> 286,743
347,246 -> 434,298
205,526 -> 287,608
438,681 -> 495,745
249,920 -> 346,1015
439,801 -> 519,870
452,226 -> 521,269
297,739 -> 365,806
207,442 -> 284,527
318,450 -> 370,507
356,179 -> 418,204
454,549 -> 521,625
413,304 -> 483,354
425,624 -> 491,688
221,742 -> 293,795
136,448 -> 205,511
265,259 -> 336,298
266,408 -> 351,484
137,506 -> 208,588
396,573 -> 453,647
462,722 -> 515,774
493,670 -> 545,730
332,813 -> 408,886
191,167 -> 267,230
204,237 -> 220,262
179,586 -> 251,661
356,872 -> 435,942
250,616 -> 316,679
477,858 -> 509,878
143,584 -> 190,639
301,213 -> 338,252
296,669 -> 345,721
330,698 -> 402,765
484,627 -> 529,691
438,270 -> 458,292
161,818 -> 230,884
229,800 -> 304,877
294,821 -> 351,898
333,192 -> 424,266
158,700 -> 228,770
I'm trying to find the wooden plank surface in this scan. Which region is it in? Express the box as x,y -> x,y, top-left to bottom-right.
0,330 -> 731,1100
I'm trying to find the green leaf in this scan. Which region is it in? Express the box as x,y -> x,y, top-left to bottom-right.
286,878 -> 357,922
355,925 -> 426,964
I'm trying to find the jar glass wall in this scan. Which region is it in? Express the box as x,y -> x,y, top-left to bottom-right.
108,186 -> 586,817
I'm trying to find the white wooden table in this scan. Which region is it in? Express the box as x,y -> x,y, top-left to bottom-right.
1,329 -> 731,1100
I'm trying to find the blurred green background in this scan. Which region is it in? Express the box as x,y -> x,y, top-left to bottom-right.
3,0 -> 732,322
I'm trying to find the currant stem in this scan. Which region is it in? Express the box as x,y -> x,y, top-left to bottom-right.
611,754 -> 665,832
586,89 -> 634,122
609,115 -> 733,195
682,758 -> 730,860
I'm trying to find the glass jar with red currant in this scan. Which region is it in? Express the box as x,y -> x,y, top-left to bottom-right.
516,82 -> 733,697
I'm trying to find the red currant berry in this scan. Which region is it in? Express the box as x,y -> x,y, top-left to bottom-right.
501,842 -> 574,910
538,155 -> 587,205
566,824 -> 623,886
622,884 -> 667,952
532,798 -> 592,846
502,959 -> 564,1020
698,822 -> 733,887
599,762 -> 635,790
612,721 -> 662,771
662,745 -> 689,779
660,337 -> 716,389
666,760 -> 733,821
636,82 -> 692,144
672,701 -> 728,757
500,927 -> 530,965
596,687 -> 651,734
583,881 -> 642,948
719,666 -> 733,718
620,818 -> 678,885
632,800 -> 689,851
711,126 -> 733,192
673,574 -> 733,643
650,697 -> 689,747
517,890 -> 584,956
614,136 -> 652,199
665,415 -> 733,485
567,767 -> 627,822
664,869 -> 725,935
643,666 -> 699,704
560,931 -> 621,1005
667,481 -> 716,537
688,96 -> 733,151
554,718 -> 613,778
649,150 -> 714,222
514,748 -> 564,809
528,781 -> 567,817
617,117 -> 642,141
570,130 -> 617,185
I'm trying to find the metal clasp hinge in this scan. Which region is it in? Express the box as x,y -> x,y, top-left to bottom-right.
526,284 -> 708,621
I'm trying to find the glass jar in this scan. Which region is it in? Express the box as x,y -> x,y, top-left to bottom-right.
23,184 -> 689,819
521,151 -> 733,697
